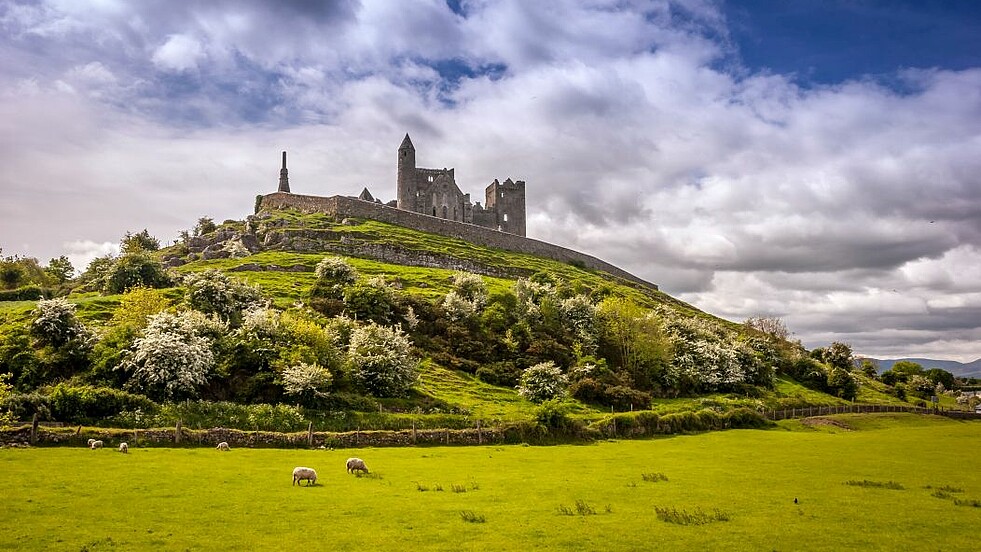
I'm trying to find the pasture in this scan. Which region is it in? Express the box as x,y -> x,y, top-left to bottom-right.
1,414 -> 979,551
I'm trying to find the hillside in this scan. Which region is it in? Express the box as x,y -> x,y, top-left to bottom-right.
1,208 -> 960,434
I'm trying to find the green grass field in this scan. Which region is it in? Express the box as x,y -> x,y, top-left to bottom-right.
2,414 -> 979,551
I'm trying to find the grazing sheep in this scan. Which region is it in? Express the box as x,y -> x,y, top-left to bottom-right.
87,439 -> 96,447
90,440 -> 103,449
292,467 -> 318,486
118,442 -> 129,453
346,457 -> 369,474
216,442 -> 230,451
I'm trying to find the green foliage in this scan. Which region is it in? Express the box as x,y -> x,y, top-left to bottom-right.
280,362 -> 332,408
654,506 -> 731,525
103,253 -> 171,294
0,373 -> 12,426
891,361 -> 924,376
46,384 -> 156,424
821,342 -> 854,372
826,369 -> 859,401
120,229 -> 161,254
194,217 -> 218,237
44,256 -> 75,284
0,285 -> 45,302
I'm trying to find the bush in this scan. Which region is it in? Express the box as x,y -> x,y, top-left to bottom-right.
1,390 -> 52,421
517,361 -> 568,403
103,253 -> 171,293
183,270 -> 262,326
122,312 -> 216,401
0,285 -> 45,301
30,298 -> 90,348
347,322 -> 417,397
475,362 -> 521,387
47,384 -> 157,424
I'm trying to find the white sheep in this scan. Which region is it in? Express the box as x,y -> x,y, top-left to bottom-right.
86,439 -> 96,447
118,442 -> 128,453
89,440 -> 103,449
292,466 -> 318,486
216,442 -> 230,451
346,457 -> 369,474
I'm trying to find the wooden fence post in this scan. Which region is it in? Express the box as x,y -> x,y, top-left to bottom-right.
412,421 -> 417,444
175,419 -> 182,444
477,420 -> 482,445
30,413 -> 38,445
307,421 -> 314,447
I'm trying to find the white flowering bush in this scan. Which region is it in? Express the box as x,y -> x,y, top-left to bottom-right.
123,311 -> 217,401
315,256 -> 359,283
560,294 -> 598,351
517,361 -> 568,403
30,298 -> 90,348
183,270 -> 262,325
347,322 -> 417,397
513,278 -> 554,321
240,307 -> 283,341
660,314 -> 760,394
281,362 -> 332,406
442,290 -> 477,321
441,272 -> 488,322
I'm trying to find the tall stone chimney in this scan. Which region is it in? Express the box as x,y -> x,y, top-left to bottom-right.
278,151 -> 290,193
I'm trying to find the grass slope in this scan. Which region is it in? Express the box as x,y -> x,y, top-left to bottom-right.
1,414 -> 978,551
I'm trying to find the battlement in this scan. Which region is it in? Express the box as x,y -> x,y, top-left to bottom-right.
255,191 -> 656,289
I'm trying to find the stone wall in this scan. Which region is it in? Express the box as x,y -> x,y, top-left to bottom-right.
256,192 -> 657,289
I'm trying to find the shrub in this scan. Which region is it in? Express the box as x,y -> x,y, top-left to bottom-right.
183,270 -> 262,326
0,285 -> 45,301
475,362 -> 521,387
280,362 -> 332,407
103,253 -> 171,293
30,298 -> 90,348
347,322 -> 417,397
517,361 -> 568,403
122,311 -> 216,401
46,384 -> 157,424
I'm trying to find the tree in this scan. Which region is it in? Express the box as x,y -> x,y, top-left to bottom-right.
346,322 -> 417,397
924,368 -> 955,390
858,358 -> 879,378
597,297 -> 670,390
122,311 -> 215,401
103,253 -> 171,293
0,373 -> 13,426
280,362 -> 332,407
821,342 -> 854,372
184,270 -> 262,326
45,256 -> 75,284
744,316 -> 790,341
517,361 -> 568,403
891,361 -> 924,377
30,298 -> 89,348
120,229 -> 161,254
310,256 -> 359,310
0,260 -> 25,289
827,368 -> 858,401
194,217 -> 217,237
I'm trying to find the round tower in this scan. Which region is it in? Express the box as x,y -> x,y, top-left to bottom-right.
397,134 -> 416,210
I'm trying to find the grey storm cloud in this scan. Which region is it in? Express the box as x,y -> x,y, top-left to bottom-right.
0,0 -> 979,362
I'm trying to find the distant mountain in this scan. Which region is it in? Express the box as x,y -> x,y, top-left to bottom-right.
870,358 -> 981,378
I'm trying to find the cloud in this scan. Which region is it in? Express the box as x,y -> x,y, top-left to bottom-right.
0,0 -> 979,362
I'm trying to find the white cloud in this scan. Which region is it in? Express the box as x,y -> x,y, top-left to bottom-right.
152,34 -> 206,72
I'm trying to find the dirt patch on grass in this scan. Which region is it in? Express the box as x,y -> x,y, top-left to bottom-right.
801,417 -> 853,430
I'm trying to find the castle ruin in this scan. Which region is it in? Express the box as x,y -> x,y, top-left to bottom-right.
396,134 -> 526,236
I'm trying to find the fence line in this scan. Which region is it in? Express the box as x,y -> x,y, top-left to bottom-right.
763,403 -> 981,421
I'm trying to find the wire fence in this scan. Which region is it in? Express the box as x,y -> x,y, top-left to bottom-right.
764,403 -> 981,421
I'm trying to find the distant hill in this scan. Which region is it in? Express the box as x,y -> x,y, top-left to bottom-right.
871,358 -> 981,378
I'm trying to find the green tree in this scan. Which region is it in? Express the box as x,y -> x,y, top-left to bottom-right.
194,217 -> 217,237
45,256 -> 75,284
892,361 -> 924,377
924,368 -> 955,390
827,368 -> 858,401
103,253 -> 171,294
858,358 -> 879,378
120,229 -> 161,254
821,342 -> 854,372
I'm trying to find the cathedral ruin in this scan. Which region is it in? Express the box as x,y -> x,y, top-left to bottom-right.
395,134 -> 526,237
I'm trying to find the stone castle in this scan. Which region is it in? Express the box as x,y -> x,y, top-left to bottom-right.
255,135 -> 656,289
395,134 -> 526,236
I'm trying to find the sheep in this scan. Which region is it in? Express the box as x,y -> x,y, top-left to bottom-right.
89,440 -> 103,449
216,442 -> 230,451
118,442 -> 129,453
292,466 -> 318,486
346,457 -> 369,474
86,439 -> 96,447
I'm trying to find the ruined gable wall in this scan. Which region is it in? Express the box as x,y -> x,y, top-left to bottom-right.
257,192 -> 656,289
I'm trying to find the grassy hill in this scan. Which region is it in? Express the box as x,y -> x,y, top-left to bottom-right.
0,209 -> 958,433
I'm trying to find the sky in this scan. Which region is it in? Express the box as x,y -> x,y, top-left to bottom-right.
1,0 -> 979,362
